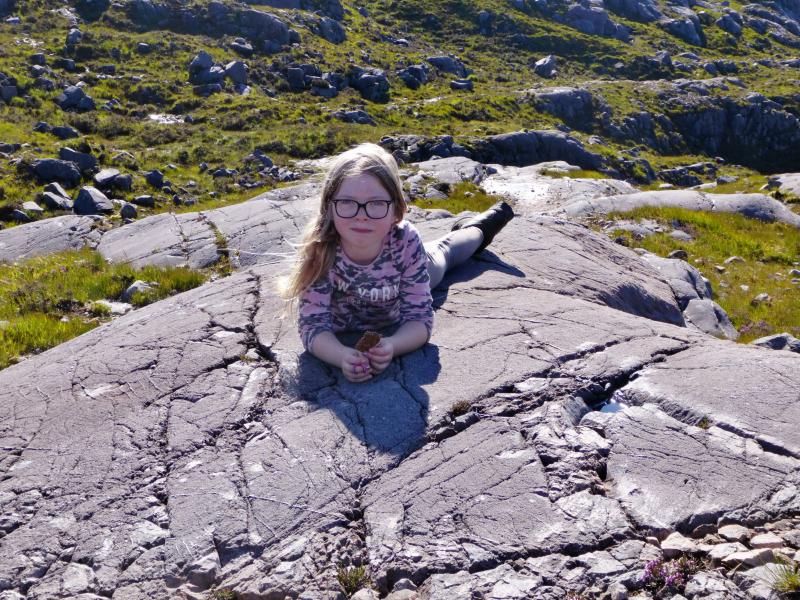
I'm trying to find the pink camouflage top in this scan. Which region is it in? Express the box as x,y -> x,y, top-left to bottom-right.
298,220 -> 434,351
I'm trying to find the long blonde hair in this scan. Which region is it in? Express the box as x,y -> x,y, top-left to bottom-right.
279,143 -> 407,306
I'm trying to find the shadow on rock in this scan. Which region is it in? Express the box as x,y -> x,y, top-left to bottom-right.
432,250 -> 526,309
292,330 -> 440,459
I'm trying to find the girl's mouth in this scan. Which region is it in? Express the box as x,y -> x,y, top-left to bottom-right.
351,227 -> 372,233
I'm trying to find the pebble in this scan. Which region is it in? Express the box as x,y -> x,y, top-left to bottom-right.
708,541 -> 747,563
719,524 -> 750,542
715,265 -> 726,273
750,532 -> 783,549
668,249 -> 688,260
724,255 -> 744,264
662,531 -> 698,558
751,293 -> 771,306
721,548 -> 773,567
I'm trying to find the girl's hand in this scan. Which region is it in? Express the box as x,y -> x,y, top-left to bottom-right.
341,349 -> 372,383
366,340 -> 394,375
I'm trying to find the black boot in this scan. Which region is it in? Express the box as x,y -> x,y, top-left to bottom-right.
450,200 -> 514,254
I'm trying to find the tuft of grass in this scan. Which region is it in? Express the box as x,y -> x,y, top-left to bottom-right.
208,589 -> 238,600
0,248 -> 208,369
336,565 -> 370,597
697,416 -> 711,430
450,399 -> 471,416
600,207 -> 800,342
412,181 -> 502,215
766,556 -> 800,596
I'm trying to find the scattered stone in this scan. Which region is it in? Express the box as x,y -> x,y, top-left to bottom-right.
55,85 -> 95,111
59,146 -> 97,173
120,202 -> 138,219
136,42 -> 151,54
661,532 -> 698,558
31,158 -> 82,187
93,168 -> 121,188
230,38 -> 253,57
132,194 -> 155,207
331,109 -> 375,125
750,532 -> 784,549
145,169 -> 164,188
668,249 -> 688,260
74,186 -> 113,215
224,61 -> 248,85
93,299 -> 133,315
751,292 -> 771,306
719,524 -> 750,543
534,54 -> 557,78
708,541 -> 748,563
450,79 -> 473,91
722,548 -> 773,568
751,333 -> 800,353
121,280 -> 155,302
21,201 -> 43,214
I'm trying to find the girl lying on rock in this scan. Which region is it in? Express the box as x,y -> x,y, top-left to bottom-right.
280,143 -> 514,382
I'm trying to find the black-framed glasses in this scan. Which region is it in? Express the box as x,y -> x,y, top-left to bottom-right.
332,199 -> 394,219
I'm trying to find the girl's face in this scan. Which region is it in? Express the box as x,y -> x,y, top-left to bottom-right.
330,172 -> 398,263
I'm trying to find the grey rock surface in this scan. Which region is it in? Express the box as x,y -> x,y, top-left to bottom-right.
562,190 -> 800,227
2,183 -> 800,598
0,215 -> 101,262
97,212 -> 219,269
481,163 -> 637,213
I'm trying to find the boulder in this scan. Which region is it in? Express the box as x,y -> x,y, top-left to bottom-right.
470,130 -> 604,171
530,87 -> 593,127
59,147 -> 97,173
331,109 -> 375,126
426,55 -> 470,77
74,186 -> 113,215
349,67 -> 390,102
51,125 -> 79,140
224,61 -> 247,85
318,16 -> 345,43
751,333 -> 800,353
55,85 -> 95,111
397,64 -> 428,89
449,78 -> 473,91
30,158 -> 82,187
661,14 -> 706,46
188,50 -> 213,74
605,0 -> 661,22
533,54 -> 557,78
565,3 -> 631,41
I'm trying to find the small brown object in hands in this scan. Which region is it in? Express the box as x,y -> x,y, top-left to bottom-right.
355,331 -> 381,352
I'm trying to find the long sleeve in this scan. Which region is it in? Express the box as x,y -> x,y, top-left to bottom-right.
398,224 -> 434,336
297,274 -> 334,352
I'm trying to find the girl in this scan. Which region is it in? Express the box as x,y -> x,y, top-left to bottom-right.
280,143 -> 513,383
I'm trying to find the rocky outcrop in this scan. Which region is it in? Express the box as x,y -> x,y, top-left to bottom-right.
126,0 -> 297,53
0,215 -> 101,262
561,190 -> 800,228
1,201 -> 799,598
470,131 -> 605,171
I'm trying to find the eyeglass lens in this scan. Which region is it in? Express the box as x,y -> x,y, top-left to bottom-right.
334,200 -> 392,219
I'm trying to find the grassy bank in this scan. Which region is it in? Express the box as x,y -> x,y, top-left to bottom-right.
601,207 -> 800,342
0,248 -> 208,369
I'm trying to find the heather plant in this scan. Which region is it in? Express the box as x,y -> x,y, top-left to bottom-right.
336,564 -> 371,597
640,556 -> 699,597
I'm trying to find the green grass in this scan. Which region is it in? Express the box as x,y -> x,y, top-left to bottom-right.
766,557 -> 800,596
336,565 -> 370,597
411,181 -> 502,214
601,207 -> 800,342
0,248 -> 208,369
